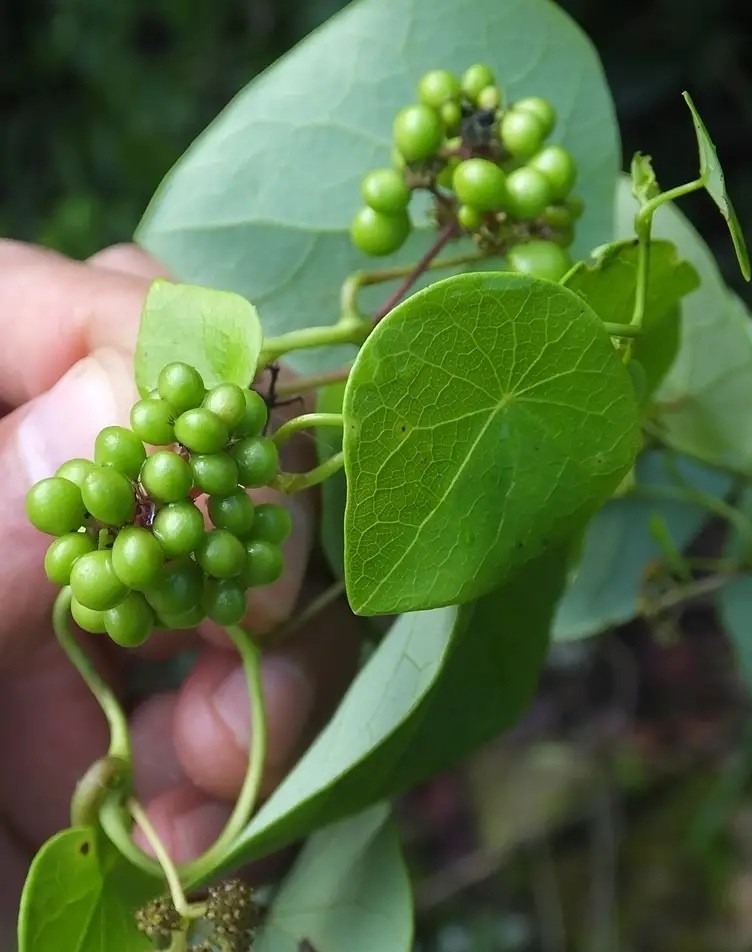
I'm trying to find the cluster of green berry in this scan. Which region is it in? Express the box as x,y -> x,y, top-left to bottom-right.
350,63 -> 583,282
25,363 -> 292,648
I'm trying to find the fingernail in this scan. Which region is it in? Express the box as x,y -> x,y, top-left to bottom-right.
213,656 -> 315,769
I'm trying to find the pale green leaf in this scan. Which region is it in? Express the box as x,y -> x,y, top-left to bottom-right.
135,280 -> 262,397
255,805 -> 412,952
136,0 -> 620,374
343,272 -> 640,615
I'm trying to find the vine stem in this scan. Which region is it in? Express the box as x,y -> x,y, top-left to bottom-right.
258,315 -> 370,366
274,364 -> 353,398
273,451 -> 344,494
636,177 -> 705,227
272,412 -> 343,448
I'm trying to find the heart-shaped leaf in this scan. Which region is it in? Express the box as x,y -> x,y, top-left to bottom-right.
343,272 -> 640,615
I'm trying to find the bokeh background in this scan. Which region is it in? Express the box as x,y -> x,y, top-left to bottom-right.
3,2 -> 752,950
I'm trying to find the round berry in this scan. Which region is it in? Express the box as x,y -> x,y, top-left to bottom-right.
197,529 -> 246,579
203,579 -> 247,626
460,64 -> 495,103
145,559 -> 203,616
190,453 -> 239,496
350,207 -> 411,257
514,96 -> 556,137
202,383 -> 247,430
152,500 -> 205,559
393,104 -> 444,163
440,100 -> 462,133
452,159 -> 507,212
233,389 -> 269,439
529,145 -> 577,200
56,458 -> 95,489
499,109 -> 546,159
361,169 -> 411,215
94,426 -> 146,479
70,550 -> 129,611
540,203 -> 573,229
174,408 -> 229,455
551,224 -> 574,248
157,603 -> 205,630
71,597 -> 107,634
566,195 -> 585,220
504,166 -> 553,219
233,437 -> 279,488
506,240 -> 573,282
436,153 -> 460,189
140,451 -> 193,503
476,85 -> 501,111
81,467 -> 136,526
44,532 -> 96,585
26,477 -> 86,536
105,592 -> 154,648
157,362 -> 205,414
250,503 -> 292,544
457,204 -> 484,232
112,526 -> 165,589
243,540 -> 284,588
130,398 -> 176,446
207,491 -> 255,537
418,69 -> 461,108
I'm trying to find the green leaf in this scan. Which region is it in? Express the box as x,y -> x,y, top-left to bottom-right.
616,178 -> 752,474
135,279 -> 262,397
718,575 -> 752,691
562,239 -> 698,397
214,545 -> 566,875
316,380 -> 348,578
343,272 -> 640,615
630,151 -> 660,203
683,92 -> 750,281
554,451 -> 730,641
18,827 -> 158,952
255,805 -> 412,952
136,0 -> 620,374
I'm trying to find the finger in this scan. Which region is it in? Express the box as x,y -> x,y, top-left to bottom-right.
173,590 -> 360,802
130,693 -> 185,803
87,243 -> 170,281
133,785 -> 230,865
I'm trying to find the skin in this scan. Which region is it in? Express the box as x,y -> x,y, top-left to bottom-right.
0,240 -> 360,936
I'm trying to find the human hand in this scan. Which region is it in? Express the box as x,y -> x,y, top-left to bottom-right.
0,240 -> 359,936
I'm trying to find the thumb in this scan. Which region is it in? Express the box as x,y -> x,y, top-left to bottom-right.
0,347 -> 137,664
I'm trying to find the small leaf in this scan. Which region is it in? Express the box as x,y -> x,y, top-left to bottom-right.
563,239 -> 698,397
135,279 -> 262,397
630,151 -> 660,203
255,805 -> 412,952
316,380 -> 348,578
18,827 -> 159,952
343,272 -> 640,615
683,91 -> 750,281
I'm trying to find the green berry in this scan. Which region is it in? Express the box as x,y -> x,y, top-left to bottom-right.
551,224 -> 574,248
418,69 -> 461,108
440,100 -> 462,133
174,408 -> 229,455
243,540 -> 284,588
152,500 -> 206,559
44,532 -> 96,585
514,96 -> 556,137
436,153 -> 460,189
361,169 -> 411,215
140,451 -> 193,503
145,559 -> 204,616
391,146 -> 406,170
26,477 -> 86,536
94,426 -> 146,479
504,166 -> 553,219
130,398 -> 176,446
452,159 -> 507,212
157,603 -> 205,630
202,383 -> 247,430
112,526 -> 165,589
203,579 -> 247,626
540,203 -> 573,229
70,550 -> 129,611
233,389 -> 269,439
460,64 -> 495,103
105,592 -> 154,648
207,491 -> 255,537
190,453 -> 239,496
157,362 -> 205,414
529,145 -> 577,200
506,240 -> 573,282
499,109 -> 546,158
250,503 -> 293,544
350,206 -> 411,257
56,458 -> 95,489
393,104 -> 444,163
476,84 -> 501,111
71,597 -> 107,634
457,204 -> 484,232
565,195 -> 585,220
197,529 -> 247,579
81,467 -> 136,526
233,436 -> 279,488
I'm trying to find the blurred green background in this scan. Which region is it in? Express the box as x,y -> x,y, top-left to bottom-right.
2,0 -> 750,303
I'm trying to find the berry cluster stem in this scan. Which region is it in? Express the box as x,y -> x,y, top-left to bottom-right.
272,412 -> 344,448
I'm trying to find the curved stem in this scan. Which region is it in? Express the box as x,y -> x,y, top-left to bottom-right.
70,755 -> 129,827
99,795 -> 164,878
272,413 -> 344,448
180,625 -> 266,888
274,365 -> 353,398
259,317 -> 370,366
273,451 -> 344,494
636,177 -> 705,227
